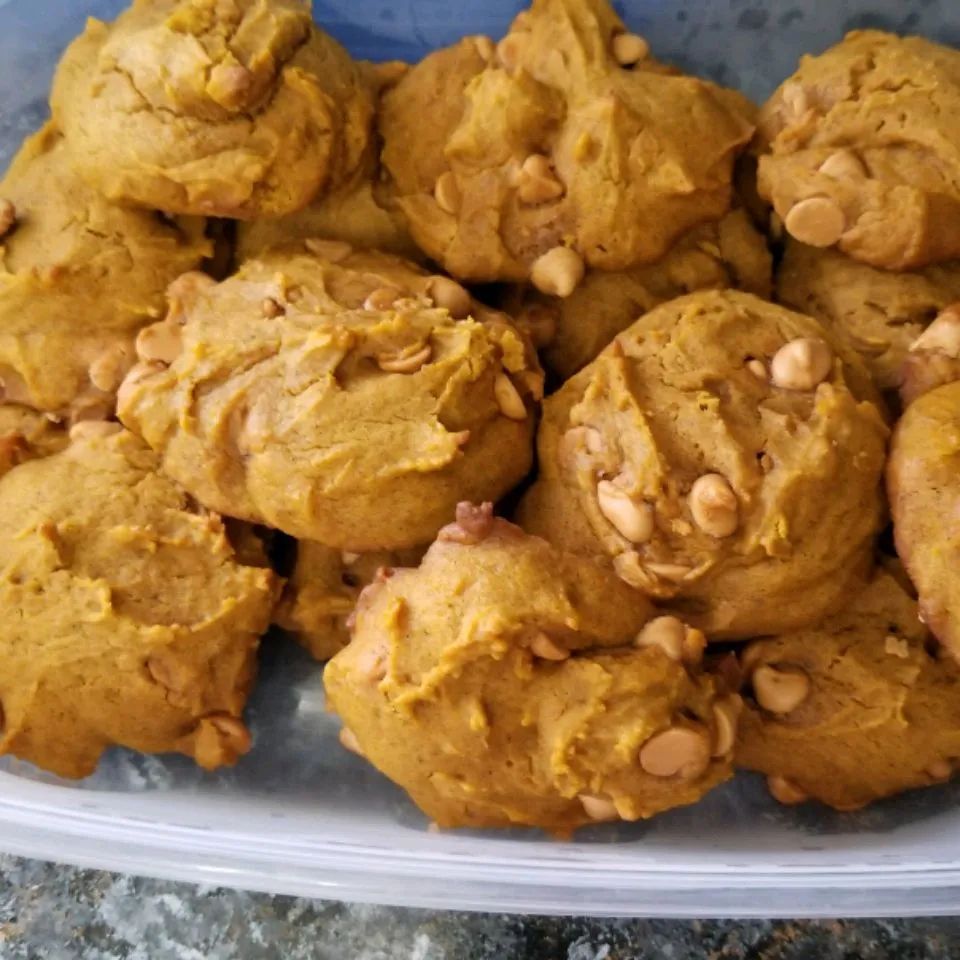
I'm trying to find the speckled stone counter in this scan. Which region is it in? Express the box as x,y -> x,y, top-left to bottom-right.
2,855 -> 960,960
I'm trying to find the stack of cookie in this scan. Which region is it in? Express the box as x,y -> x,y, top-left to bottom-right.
2,0 -> 960,833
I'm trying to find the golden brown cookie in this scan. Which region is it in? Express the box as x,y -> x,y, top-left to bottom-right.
51,0 -> 374,219
0,124 -> 211,419
777,241 -> 960,393
0,425 -> 279,779
274,541 -> 424,661
757,31 -> 960,270
898,304 -> 960,406
236,181 -> 420,264
511,208 -> 772,381
378,0 -> 753,290
888,380 -> 960,661
325,504 -> 739,834
736,571 -> 960,811
518,290 -> 889,638
118,242 -> 542,550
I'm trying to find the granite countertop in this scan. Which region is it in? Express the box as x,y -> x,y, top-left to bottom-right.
2,855 -> 959,960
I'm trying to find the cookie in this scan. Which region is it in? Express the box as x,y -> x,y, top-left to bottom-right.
377,0 -> 753,290
274,541 -> 424,661
117,243 -> 542,550
777,241 -> 960,393
0,124 -> 210,419
888,380 -> 960,662
898,305 -> 960,407
517,290 -> 889,638
51,0 -> 374,219
510,208 -> 772,381
736,571 -> 960,811
757,31 -> 960,270
324,504 -> 739,834
0,425 -> 279,779
0,406 -> 67,479
235,179 -> 421,264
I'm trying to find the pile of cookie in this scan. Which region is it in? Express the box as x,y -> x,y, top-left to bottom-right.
2,0 -> 960,835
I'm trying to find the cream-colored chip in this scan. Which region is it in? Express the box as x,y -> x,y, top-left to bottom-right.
494,374 -> 527,420
752,664 -> 811,714
579,794 -> 619,821
818,149 -> 867,180
596,480 -> 655,543
770,337 -> 832,390
711,695 -> 742,757
688,473 -> 738,538
611,32 -> 649,66
428,276 -> 472,319
784,197 -> 846,247
639,725 -> 711,779
767,774 -> 809,805
530,247 -> 586,298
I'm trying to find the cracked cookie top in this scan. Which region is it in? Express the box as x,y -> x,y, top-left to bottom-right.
117,242 -> 543,550
377,0 -> 753,290
51,0 -> 375,218
518,290 -> 889,638
757,30 -> 960,270
737,571 -> 960,812
0,123 -> 210,419
325,506 -> 740,834
0,426 -> 278,779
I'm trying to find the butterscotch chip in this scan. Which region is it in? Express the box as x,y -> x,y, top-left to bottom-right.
688,474 -> 738,538
611,32 -> 649,66
783,197 -> 846,248
751,665 -> 810,714
530,247 -> 586,298
639,726 -> 711,780
0,428 -> 278,779
51,0 -> 375,218
324,511 -> 733,833
899,306 -> 960,405
770,337 -> 833,391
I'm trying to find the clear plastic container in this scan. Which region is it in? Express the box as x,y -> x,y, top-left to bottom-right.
3,0 -> 960,919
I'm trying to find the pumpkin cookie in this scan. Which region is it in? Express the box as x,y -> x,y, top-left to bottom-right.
378,0 -> 753,290
888,380 -> 960,662
518,290 -> 888,638
118,243 -> 542,550
325,504 -> 739,834
757,31 -> 960,270
0,425 -> 279,779
236,180 -> 420,263
511,208 -> 772,381
51,0 -> 374,219
777,241 -> 960,393
0,124 -> 210,419
737,572 -> 960,811
274,541 -> 424,661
